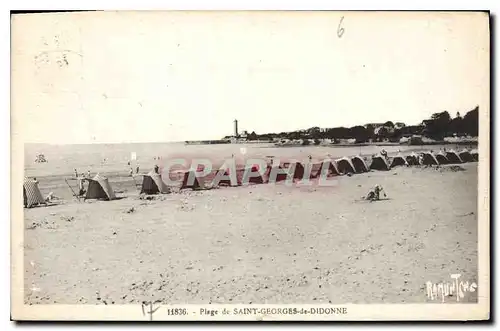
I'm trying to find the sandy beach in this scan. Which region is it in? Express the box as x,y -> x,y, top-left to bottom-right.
23,159 -> 478,305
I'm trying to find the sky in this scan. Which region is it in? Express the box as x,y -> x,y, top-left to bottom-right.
11,11 -> 489,144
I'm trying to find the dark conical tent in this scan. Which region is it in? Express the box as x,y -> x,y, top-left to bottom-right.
435,152 -> 449,165
23,177 -> 47,208
265,163 -> 290,182
406,153 -> 420,166
291,162 -> 305,180
420,152 -> 439,166
210,168 -> 241,187
471,149 -> 479,161
85,174 -> 116,200
390,154 -> 408,168
446,150 -> 463,164
243,164 -> 266,184
459,149 -> 474,162
181,170 -> 205,189
369,155 -> 390,171
141,170 -> 170,194
311,160 -> 340,178
336,157 -> 356,174
351,156 -> 369,173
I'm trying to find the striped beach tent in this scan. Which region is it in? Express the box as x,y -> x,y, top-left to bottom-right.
264,163 -> 289,183
458,149 -> 474,163
470,149 -> 479,161
405,153 -> 420,166
420,152 -> 439,166
140,170 -> 170,194
84,174 -> 116,201
351,156 -> 369,173
336,157 -> 356,174
242,164 -> 266,184
23,177 -> 46,208
434,151 -> 449,165
181,170 -> 206,190
369,155 -> 390,171
445,150 -> 463,164
311,160 -> 341,178
390,154 -> 408,168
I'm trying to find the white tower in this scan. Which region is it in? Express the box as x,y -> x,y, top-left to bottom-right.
234,119 -> 239,137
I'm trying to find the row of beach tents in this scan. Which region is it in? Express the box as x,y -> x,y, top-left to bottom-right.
23,149 -> 478,207
139,148 -> 479,193
23,174 -> 117,208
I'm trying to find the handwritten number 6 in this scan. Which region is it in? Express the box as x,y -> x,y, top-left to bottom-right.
337,16 -> 345,38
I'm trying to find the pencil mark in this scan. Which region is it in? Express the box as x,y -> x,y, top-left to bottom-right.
35,49 -> 83,58
33,49 -> 83,74
337,16 -> 345,38
141,301 -> 160,321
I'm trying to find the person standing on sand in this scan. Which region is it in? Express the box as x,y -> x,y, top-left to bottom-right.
87,170 -> 91,178
74,169 -> 78,178
78,177 -> 86,196
136,165 -> 140,174
381,149 -> 388,158
129,167 -> 134,177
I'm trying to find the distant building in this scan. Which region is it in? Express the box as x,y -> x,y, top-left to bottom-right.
394,122 -> 406,130
364,123 -> 385,129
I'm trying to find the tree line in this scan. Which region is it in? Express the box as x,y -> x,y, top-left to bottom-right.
239,106 -> 479,144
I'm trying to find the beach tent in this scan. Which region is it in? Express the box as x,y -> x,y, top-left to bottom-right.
369,155 -> 390,171
336,157 -> 356,174
84,174 -> 116,200
470,149 -> 479,161
242,164 -> 266,184
181,170 -> 205,189
351,156 -> 369,173
264,163 -> 291,183
311,160 -> 340,178
445,150 -> 463,164
291,162 -> 305,180
458,149 -> 474,163
420,152 -> 439,166
140,170 -> 170,194
23,177 -> 46,208
434,152 -> 449,165
390,154 -> 408,168
212,169 -> 239,187
405,153 -> 420,166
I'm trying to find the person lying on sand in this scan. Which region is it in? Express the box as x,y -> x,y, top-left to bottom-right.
364,184 -> 387,202
45,192 -> 60,202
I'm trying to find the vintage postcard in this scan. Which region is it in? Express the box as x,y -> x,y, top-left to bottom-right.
11,11 -> 490,321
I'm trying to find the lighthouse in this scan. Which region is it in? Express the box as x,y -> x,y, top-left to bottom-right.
234,119 -> 239,137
